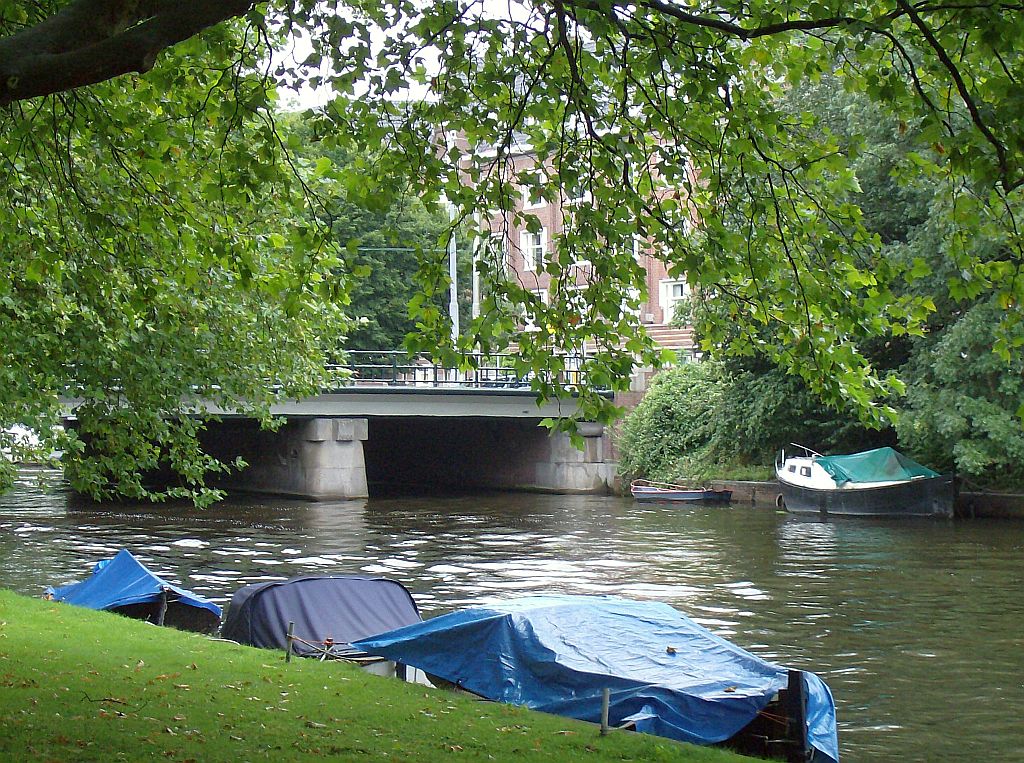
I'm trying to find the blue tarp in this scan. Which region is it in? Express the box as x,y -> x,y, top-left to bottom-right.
355,595 -> 839,763
46,549 -> 221,631
222,576 -> 421,658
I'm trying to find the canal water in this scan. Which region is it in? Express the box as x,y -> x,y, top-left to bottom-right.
1,468 -> 1021,762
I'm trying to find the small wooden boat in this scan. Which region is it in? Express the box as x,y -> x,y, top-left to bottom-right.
44,549 -> 222,633
775,444 -> 955,518
630,479 -> 732,504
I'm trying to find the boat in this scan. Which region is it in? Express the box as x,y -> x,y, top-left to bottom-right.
44,548 -> 222,633
630,479 -> 732,504
221,576 -> 428,679
353,595 -> 839,763
775,444 -> 955,518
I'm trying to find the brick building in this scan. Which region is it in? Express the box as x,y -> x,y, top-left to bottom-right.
463,133 -> 697,358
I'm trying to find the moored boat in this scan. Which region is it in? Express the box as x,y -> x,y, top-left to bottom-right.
45,548 -> 222,633
630,479 -> 732,504
221,575 -> 429,680
354,595 -> 839,763
775,445 -> 955,518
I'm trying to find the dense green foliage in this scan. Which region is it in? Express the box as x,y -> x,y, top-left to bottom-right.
658,77 -> 1024,487
0,591 -> 742,762
897,300 -> 1024,487
0,26 -> 349,504
3,2 -> 1024,498
617,363 -> 889,483
286,120 -> 465,352
618,363 -> 728,482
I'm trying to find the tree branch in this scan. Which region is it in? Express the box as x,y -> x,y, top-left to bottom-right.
0,0 -> 255,105
894,0 -> 1016,190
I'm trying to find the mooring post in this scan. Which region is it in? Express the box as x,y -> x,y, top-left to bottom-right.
600,687 -> 610,735
286,621 -> 295,662
156,587 -> 169,626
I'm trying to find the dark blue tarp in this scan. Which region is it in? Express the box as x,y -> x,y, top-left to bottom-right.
355,595 -> 839,763
45,549 -> 221,632
221,576 -> 421,658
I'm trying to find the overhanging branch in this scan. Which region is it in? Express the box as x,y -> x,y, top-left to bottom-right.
0,0 -> 256,105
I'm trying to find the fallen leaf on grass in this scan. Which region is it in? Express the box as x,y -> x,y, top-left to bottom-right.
305,721 -> 327,729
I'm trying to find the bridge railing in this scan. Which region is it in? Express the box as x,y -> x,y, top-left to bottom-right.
327,351 -> 588,389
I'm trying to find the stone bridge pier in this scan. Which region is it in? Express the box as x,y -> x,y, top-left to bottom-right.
201,416 -> 615,500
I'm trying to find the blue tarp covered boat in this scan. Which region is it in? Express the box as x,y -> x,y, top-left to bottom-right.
355,595 -> 839,763
45,549 -> 222,633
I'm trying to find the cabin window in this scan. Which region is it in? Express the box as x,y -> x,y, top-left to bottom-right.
787,465 -> 796,473
800,467 -> 812,477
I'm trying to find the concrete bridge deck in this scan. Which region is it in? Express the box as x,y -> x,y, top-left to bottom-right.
64,352 -> 618,501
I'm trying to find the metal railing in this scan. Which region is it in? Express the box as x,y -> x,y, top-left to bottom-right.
327,351 -> 588,389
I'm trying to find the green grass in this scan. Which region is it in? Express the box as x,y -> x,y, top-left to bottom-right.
0,591 -> 749,762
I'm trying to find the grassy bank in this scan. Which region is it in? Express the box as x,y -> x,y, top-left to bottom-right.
0,591 -> 748,762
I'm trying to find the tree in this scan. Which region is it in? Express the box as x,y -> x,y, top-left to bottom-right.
1,18 -> 347,504
283,119 -> 466,352
897,299 -> 1024,486
310,0 -> 1024,427
3,2 -> 1023,499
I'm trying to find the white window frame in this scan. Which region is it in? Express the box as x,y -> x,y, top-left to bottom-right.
521,171 -> 548,210
659,278 -> 690,324
523,288 -> 548,332
563,186 -> 592,206
520,228 -> 547,272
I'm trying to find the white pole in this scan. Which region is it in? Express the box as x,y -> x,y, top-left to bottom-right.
471,211 -> 481,320
448,201 -> 459,345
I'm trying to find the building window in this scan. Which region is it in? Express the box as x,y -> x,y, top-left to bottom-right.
564,185 -> 591,205
659,279 -> 690,324
523,289 -> 548,332
520,229 -> 546,272
521,171 -> 547,209
479,232 -> 509,271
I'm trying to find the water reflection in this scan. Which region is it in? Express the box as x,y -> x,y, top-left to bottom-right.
1,469 -> 1022,762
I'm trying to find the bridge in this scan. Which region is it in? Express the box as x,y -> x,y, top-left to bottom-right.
195,352 -> 618,501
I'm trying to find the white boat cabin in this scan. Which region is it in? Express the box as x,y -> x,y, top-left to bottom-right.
777,454 -> 919,491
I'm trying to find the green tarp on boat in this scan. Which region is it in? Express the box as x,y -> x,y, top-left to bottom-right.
816,447 -> 939,485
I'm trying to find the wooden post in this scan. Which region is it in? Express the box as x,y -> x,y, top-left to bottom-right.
156,587 -> 169,626
600,687 -> 610,735
286,621 -> 295,663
